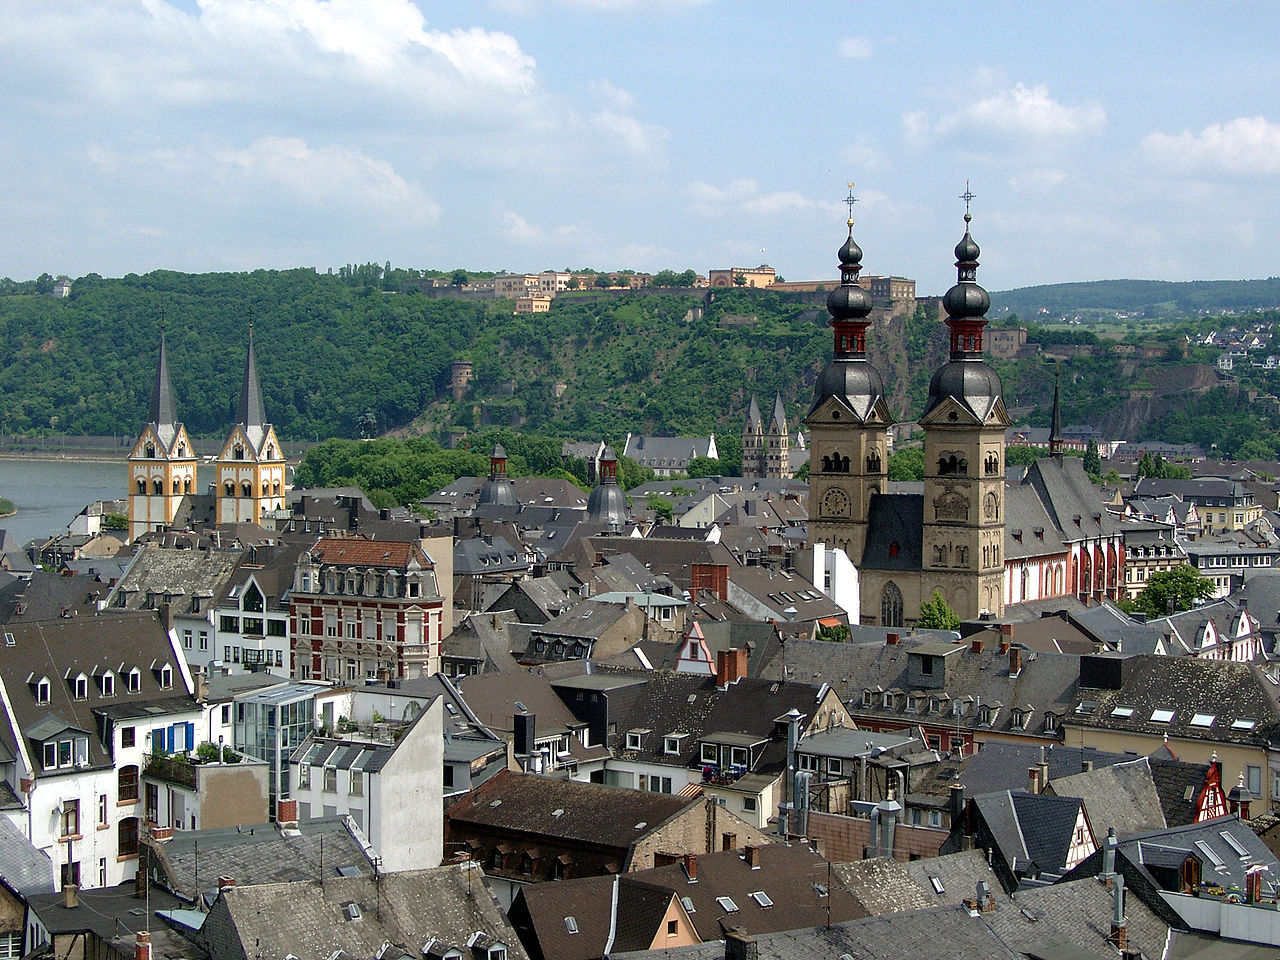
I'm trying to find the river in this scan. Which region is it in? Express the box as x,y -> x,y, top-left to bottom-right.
0,458 -> 124,546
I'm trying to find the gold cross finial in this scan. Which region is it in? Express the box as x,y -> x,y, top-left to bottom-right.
845,181 -> 858,228
960,180 -> 975,223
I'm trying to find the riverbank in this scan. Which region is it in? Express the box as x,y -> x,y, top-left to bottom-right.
0,434 -> 316,462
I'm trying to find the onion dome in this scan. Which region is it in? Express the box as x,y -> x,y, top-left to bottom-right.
587,446 -> 629,526
478,443 -> 518,507
922,196 -> 1004,421
809,189 -> 885,423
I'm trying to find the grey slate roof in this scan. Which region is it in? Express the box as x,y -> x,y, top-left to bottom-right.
994,877 -> 1169,960
860,493 -> 924,570
150,816 -> 373,903
198,863 -> 526,960
0,813 -> 56,896
1004,484 -> 1068,560
1147,754 -> 1218,827
1045,757 -> 1167,835
1020,456 -> 1122,541
971,790 -> 1087,878
108,543 -> 243,617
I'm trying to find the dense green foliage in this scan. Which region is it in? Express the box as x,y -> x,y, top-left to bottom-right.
3,268 -> 1280,461
0,497 -> 13,516
994,278 -> 1280,319
917,590 -> 961,630
1129,565 -> 1214,618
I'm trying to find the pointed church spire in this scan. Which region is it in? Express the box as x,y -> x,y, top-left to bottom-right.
236,323 -> 267,428
771,394 -> 787,434
149,327 -> 176,429
1049,362 -> 1063,458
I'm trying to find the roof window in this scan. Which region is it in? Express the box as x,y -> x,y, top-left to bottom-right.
1150,709 -> 1175,723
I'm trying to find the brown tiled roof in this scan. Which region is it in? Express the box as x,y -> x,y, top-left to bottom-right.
445,770 -> 693,849
311,537 -> 426,568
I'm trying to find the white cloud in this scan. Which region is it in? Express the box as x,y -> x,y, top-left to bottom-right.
905,83 -> 1104,147
503,212 -> 547,244
1008,168 -> 1067,192
684,179 -> 837,218
838,36 -> 873,60
1139,116 -> 1280,178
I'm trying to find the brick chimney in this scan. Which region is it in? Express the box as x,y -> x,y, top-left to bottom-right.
725,929 -> 758,960
1009,645 -> 1022,679
683,854 -> 698,882
998,623 -> 1013,654
62,883 -> 79,909
277,798 -> 299,827
150,826 -> 174,842
745,845 -> 761,869
217,875 -> 236,891
716,648 -> 747,687
1028,766 -> 1042,795
971,636 -> 984,655
886,632 -> 900,646
135,931 -> 152,960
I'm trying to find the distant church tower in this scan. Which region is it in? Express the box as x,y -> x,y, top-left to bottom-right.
804,190 -> 891,564
127,330 -> 198,542
216,326 -> 286,525
742,394 -> 790,479
918,196 -> 1009,619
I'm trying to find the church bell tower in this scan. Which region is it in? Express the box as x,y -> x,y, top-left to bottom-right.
216,326 -> 286,525
127,329 -> 197,542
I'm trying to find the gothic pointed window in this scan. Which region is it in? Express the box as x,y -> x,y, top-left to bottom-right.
145,443 -> 156,459
234,444 -> 245,461
881,582 -> 904,628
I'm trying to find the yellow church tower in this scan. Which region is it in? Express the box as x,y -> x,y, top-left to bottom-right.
127,330 -> 198,542
216,326 -> 286,525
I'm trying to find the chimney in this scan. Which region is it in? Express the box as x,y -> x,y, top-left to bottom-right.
194,671 -> 209,703
1103,827 -> 1118,876
998,622 -> 1013,654
1108,874 -> 1126,951
1028,766 -> 1041,795
970,636 -> 984,655
716,648 -> 746,687
150,826 -> 174,842
1248,865 -> 1265,904
1081,759 -> 1094,773
724,929 -> 758,960
218,875 -> 236,891
683,854 -> 698,882
135,931 -> 152,960
886,632 -> 900,646
62,883 -> 79,909
277,798 -> 299,827
976,880 -> 994,912
949,783 -> 965,825
1008,644 -> 1022,677
745,845 -> 761,870
1038,760 -> 1050,790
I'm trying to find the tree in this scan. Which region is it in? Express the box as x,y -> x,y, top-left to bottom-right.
1133,564 -> 1214,618
1083,440 -> 1102,477
916,590 -> 961,630
733,272 -> 747,287
817,623 -> 850,642
685,456 -> 722,478
451,269 -> 468,286
888,446 -> 925,482
646,493 -> 673,523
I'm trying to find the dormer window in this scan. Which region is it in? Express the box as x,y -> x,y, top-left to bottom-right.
35,677 -> 51,703
862,689 -> 873,707
101,672 -> 115,697
701,742 -> 717,765
126,668 -> 141,693
73,674 -> 88,700
158,665 -> 172,689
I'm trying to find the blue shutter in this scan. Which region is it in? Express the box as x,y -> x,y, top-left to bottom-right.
185,723 -> 195,752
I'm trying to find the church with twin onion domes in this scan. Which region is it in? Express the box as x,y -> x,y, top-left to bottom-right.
806,187 -> 1009,625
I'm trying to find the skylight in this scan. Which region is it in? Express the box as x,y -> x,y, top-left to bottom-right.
1221,832 -> 1251,858
929,876 -> 945,894
681,897 -> 696,913
1232,718 -> 1258,731
750,892 -> 773,908
716,897 -> 739,913
565,917 -> 579,935
1190,714 -> 1215,727
1195,841 -> 1224,867
1110,706 -> 1134,718
1150,709 -> 1175,723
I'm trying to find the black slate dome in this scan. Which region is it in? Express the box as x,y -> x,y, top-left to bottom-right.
943,281 -> 990,319
477,476 -> 518,507
922,360 -> 1004,421
826,282 -> 871,320
954,226 -> 980,264
811,359 -> 886,422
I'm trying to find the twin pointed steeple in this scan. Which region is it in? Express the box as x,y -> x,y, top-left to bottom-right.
149,328 -> 177,432
236,324 -> 267,430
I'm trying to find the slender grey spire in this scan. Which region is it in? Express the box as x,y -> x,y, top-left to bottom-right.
1049,362 -> 1063,458
149,328 -> 176,429
236,323 -> 266,428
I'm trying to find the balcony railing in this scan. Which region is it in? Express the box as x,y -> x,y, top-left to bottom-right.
144,753 -> 198,789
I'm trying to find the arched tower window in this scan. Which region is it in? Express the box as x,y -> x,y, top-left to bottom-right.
144,443 -> 156,459
172,479 -> 181,494
136,479 -> 146,495
881,582 -> 904,628
151,479 -> 162,495
183,477 -> 192,492
233,444 -> 245,461
224,481 -> 235,496
241,481 -> 252,497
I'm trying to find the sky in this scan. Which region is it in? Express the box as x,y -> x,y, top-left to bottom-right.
1,1 -> 1278,295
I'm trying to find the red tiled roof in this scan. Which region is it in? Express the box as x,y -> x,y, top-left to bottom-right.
312,538 -> 423,568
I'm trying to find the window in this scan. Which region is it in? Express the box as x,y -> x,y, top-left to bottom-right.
119,765 -> 139,802
1248,765 -> 1263,797
826,757 -> 842,775
268,619 -> 287,637
666,920 -> 678,937
880,582 -> 904,628
61,800 -> 80,837
121,726 -> 135,748
73,674 -> 88,699
35,678 -> 50,703
797,754 -> 818,772
715,897 -> 739,914
199,631 -> 209,651
323,768 -> 338,792
701,743 -> 717,765
158,665 -> 172,689
750,892 -> 774,908
182,629 -> 192,649
220,615 -> 240,633
350,770 -> 363,796
127,669 -> 141,693
118,817 -> 139,857
298,764 -> 311,789
664,736 -> 682,755
730,747 -> 748,767
742,796 -> 758,813
627,731 -> 644,750
98,793 -> 108,826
